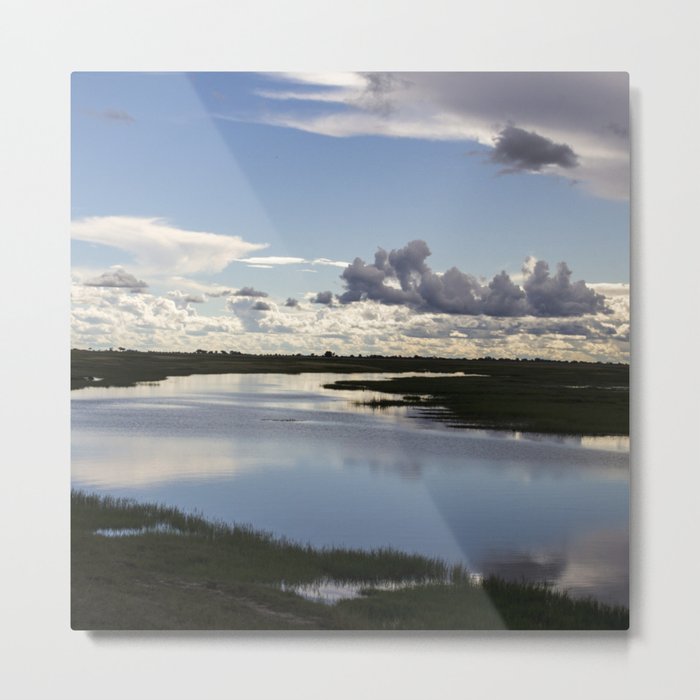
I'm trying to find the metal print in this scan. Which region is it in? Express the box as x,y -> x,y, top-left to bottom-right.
71,72 -> 629,630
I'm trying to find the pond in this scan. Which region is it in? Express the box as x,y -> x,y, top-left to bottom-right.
71,372 -> 629,606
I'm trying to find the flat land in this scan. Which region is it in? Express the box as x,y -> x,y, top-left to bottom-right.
72,349 -> 628,435
325,367 -> 628,435
72,352 -> 629,628
72,492 -> 629,630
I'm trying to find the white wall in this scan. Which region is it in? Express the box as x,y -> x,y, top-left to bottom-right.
1,1 -> 698,698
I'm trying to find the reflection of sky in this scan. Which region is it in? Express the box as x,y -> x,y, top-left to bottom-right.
72,432 -> 258,487
472,526 -> 628,605
556,527 -> 628,604
72,372 -> 629,604
74,372 -> 630,450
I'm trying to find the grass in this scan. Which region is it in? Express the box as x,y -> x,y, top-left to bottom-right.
71,351 -> 629,627
72,492 -> 629,630
71,349 -> 628,435
71,348 -> 486,390
326,362 -> 629,435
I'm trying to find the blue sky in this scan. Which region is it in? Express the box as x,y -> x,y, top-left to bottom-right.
71,72 -> 629,360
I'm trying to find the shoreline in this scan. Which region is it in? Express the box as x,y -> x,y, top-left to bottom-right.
71,349 -> 629,436
72,491 -> 629,631
71,351 -> 629,628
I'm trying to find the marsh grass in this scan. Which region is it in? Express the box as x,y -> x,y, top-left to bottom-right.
71,349 -> 628,436
327,363 -> 629,436
480,578 -> 630,630
72,491 -> 453,584
71,349 -> 481,390
72,492 -> 628,630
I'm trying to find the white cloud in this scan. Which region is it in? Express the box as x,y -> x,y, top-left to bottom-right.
165,277 -> 233,297
266,72 -> 367,88
589,282 -> 629,298
253,88 -> 352,104
311,257 -> 350,269
72,284 -> 244,350
249,110 -> 492,143
240,256 -> 306,265
71,216 -> 268,276
72,282 -> 629,363
237,254 -> 350,270
240,72 -> 629,201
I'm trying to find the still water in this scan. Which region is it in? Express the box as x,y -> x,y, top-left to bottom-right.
72,372 -> 629,605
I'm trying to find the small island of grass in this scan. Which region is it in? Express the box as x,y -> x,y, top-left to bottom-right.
327,361 -> 628,435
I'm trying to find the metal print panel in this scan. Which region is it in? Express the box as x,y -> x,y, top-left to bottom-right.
71,72 -> 629,630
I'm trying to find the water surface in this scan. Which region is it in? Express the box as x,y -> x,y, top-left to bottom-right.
72,372 -> 629,605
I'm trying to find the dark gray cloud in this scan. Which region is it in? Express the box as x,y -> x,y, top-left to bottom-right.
412,72 -> 627,141
523,260 -> 605,316
84,269 -> 148,289
233,286 -> 268,298
251,301 -> 271,311
257,72 -> 629,200
312,291 -> 334,305
605,122 -> 629,139
284,297 -> 299,307
490,125 -> 579,173
339,240 -> 606,318
496,318 -> 620,340
92,109 -> 135,124
206,288 -> 233,298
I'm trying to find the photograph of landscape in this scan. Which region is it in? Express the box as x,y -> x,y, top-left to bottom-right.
71,72 -> 630,630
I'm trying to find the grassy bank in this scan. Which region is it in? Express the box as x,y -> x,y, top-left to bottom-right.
326,362 -> 629,435
72,492 -> 629,630
71,348 -> 485,390
71,349 -> 628,435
